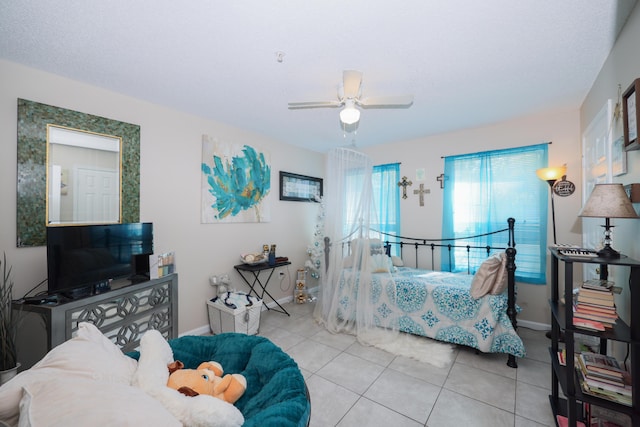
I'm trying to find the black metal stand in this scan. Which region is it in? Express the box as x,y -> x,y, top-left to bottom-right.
546,179 -> 557,245
234,261 -> 291,316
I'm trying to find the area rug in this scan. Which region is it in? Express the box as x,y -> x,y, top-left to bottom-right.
360,329 -> 456,368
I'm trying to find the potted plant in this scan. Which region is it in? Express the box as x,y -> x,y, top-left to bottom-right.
0,253 -> 19,384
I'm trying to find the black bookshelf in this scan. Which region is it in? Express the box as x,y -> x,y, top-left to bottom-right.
548,248 -> 640,426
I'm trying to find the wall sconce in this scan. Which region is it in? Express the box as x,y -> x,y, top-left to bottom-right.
340,99 -> 360,125
579,184 -> 638,258
536,165 -> 569,244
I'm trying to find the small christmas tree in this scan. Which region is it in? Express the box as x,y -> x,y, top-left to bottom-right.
305,198 -> 325,287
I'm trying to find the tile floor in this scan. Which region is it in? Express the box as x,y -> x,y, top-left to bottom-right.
257,300 -> 556,427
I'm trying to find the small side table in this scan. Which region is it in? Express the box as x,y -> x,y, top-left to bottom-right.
233,261 -> 291,316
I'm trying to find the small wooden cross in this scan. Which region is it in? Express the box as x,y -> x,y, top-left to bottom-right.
436,173 -> 448,189
397,176 -> 412,199
413,183 -> 430,206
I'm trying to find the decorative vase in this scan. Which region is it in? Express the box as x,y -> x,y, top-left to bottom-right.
0,363 -> 20,386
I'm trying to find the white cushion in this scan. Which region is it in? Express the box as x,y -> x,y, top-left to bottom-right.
0,322 -> 137,426
342,254 -> 354,268
350,238 -> 385,256
390,256 -> 404,267
470,252 -> 508,299
370,254 -> 393,273
18,378 -> 180,427
368,239 -> 385,255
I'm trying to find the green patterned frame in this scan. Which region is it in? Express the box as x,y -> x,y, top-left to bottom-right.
17,99 -> 140,247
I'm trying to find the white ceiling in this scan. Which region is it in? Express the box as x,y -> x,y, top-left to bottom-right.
0,1 -> 637,153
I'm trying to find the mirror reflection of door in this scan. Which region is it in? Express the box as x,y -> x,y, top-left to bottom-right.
74,167 -> 119,222
47,125 -> 122,225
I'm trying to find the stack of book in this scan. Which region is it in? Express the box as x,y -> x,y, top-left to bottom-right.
573,279 -> 618,331
586,404 -> 632,427
575,352 -> 632,406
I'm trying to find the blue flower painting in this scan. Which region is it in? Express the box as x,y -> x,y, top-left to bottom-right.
201,136 -> 271,223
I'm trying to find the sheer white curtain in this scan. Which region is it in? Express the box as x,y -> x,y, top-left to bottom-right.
313,147 -> 399,345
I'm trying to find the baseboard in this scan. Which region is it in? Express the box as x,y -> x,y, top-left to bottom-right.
187,288 -> 547,336
183,293 -> 297,337
517,319 -> 550,331
262,294 -> 293,310
180,324 -> 211,337
186,311 -> 548,336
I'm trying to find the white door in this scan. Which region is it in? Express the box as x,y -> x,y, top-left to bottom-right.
74,167 -> 119,223
581,99 -> 614,280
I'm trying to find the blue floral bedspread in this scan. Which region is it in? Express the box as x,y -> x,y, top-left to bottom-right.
338,267 -> 526,357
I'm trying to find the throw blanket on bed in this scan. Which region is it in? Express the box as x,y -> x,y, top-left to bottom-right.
336,266 -> 525,357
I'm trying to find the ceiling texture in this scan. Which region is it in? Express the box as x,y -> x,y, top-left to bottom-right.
0,1 -> 637,153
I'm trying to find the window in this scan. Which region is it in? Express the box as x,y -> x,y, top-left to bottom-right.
372,163 -> 400,256
442,144 -> 548,284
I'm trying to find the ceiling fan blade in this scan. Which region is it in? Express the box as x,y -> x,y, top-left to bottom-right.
343,70 -> 363,99
288,100 -> 343,109
358,95 -> 414,107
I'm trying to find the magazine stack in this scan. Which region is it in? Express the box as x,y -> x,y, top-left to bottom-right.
573,279 -> 619,331
586,404 -> 632,427
575,352 -> 632,406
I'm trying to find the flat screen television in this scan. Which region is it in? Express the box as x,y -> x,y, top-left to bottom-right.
46,222 -> 154,298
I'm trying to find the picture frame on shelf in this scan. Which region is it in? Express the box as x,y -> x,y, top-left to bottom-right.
622,78 -> 640,151
612,136 -> 627,176
279,171 -> 322,202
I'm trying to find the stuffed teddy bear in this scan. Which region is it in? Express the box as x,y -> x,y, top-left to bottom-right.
167,360 -> 247,404
132,330 -> 244,427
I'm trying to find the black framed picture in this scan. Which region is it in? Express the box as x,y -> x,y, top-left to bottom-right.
279,171 -> 323,202
623,78 -> 640,151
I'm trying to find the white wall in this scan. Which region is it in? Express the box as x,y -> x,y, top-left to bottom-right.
363,109 -> 584,326
580,2 -> 640,330
0,60 -> 324,334
3,2 -> 638,336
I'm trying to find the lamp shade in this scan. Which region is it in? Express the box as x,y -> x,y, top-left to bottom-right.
340,99 -> 360,125
579,183 -> 638,219
536,166 -> 566,182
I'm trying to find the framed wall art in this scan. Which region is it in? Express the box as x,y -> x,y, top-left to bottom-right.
201,135 -> 271,223
279,171 -> 322,202
623,78 -> 640,151
611,136 -> 627,176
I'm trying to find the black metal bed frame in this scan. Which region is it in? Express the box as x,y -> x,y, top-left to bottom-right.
325,218 -> 519,368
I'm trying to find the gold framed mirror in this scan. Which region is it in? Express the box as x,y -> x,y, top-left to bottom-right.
46,125 -> 123,225
17,99 -> 140,247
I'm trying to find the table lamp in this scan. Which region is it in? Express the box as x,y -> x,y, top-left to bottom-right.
579,183 -> 639,258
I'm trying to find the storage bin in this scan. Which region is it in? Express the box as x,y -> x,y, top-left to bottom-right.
207,292 -> 262,335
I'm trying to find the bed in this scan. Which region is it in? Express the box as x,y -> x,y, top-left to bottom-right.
324,217 -> 524,368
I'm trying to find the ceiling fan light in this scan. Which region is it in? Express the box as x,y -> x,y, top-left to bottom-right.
340,106 -> 360,124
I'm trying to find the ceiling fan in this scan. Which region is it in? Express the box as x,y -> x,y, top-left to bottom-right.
288,70 -> 414,125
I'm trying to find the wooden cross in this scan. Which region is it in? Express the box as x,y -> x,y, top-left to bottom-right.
436,173 -> 448,189
397,176 -> 412,199
413,183 -> 430,206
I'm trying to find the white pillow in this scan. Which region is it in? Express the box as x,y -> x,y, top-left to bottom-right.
19,377 -> 180,427
470,252 -> 508,299
390,256 -> 404,267
342,254 -> 354,268
369,239 -> 385,255
0,322 -> 137,426
350,238 -> 385,256
370,254 -> 393,273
